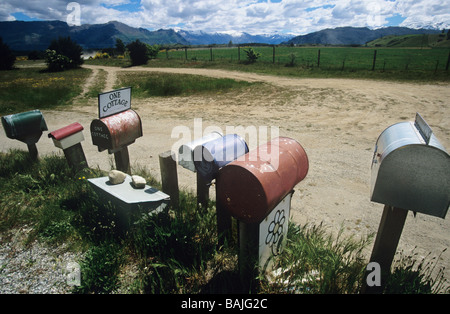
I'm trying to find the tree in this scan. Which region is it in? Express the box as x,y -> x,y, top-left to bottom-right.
46,36 -> 83,71
0,37 -> 15,70
243,47 -> 261,64
127,40 -> 149,66
115,38 -> 126,55
146,44 -> 160,59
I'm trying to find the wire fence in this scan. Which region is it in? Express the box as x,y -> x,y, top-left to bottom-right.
158,46 -> 450,72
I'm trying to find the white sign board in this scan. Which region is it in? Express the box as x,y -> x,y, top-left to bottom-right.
259,192 -> 292,272
98,87 -> 131,118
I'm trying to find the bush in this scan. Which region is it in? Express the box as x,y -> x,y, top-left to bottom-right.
243,47 -> 261,64
127,40 -> 149,66
45,36 -> 83,72
0,37 -> 15,70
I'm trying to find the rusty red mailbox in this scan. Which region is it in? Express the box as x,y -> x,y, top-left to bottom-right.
90,109 -> 142,173
216,136 -> 309,289
48,122 -> 88,172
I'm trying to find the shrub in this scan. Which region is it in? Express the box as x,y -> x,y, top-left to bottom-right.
0,37 -> 15,70
243,47 -> 261,64
127,40 -> 149,66
45,36 -> 83,72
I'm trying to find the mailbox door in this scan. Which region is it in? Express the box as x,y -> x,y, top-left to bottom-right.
90,119 -> 112,151
217,137 -> 309,224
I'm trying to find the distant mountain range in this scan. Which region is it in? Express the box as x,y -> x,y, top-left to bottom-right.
0,20 -> 443,51
285,26 -> 441,46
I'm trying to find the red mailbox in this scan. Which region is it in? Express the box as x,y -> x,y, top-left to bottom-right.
90,109 -> 142,153
217,137 -> 309,224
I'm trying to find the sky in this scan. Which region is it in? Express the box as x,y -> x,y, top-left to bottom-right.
1,0 -> 449,35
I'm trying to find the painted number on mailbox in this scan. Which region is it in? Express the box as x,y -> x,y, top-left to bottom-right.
98,87 -> 131,118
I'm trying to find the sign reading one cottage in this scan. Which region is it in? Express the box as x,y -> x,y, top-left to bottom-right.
98,87 -> 132,118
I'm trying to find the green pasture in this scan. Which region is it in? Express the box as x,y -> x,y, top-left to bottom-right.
159,46 -> 450,72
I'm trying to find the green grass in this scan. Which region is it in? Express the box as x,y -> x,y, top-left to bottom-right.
115,71 -> 257,97
0,67 -> 91,115
0,150 -> 448,294
84,45 -> 450,82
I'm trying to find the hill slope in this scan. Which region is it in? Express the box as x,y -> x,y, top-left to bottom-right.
286,27 -> 441,46
0,20 -> 189,51
367,33 -> 450,48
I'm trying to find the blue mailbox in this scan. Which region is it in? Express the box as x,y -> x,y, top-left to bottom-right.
194,134 -> 249,183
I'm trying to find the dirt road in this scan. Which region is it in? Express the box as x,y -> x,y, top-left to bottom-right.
2,64 -> 450,283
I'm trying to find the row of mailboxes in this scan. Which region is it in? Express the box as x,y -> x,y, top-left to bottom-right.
1,108 -> 144,172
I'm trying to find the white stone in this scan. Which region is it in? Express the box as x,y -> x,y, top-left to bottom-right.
108,170 -> 126,185
131,175 -> 146,189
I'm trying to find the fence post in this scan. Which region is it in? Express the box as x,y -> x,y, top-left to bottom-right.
372,50 -> 377,71
210,47 -> 213,62
273,45 -> 275,64
317,49 -> 321,68
238,46 -> 240,61
159,150 -> 179,208
185,47 -> 188,61
446,50 -> 450,71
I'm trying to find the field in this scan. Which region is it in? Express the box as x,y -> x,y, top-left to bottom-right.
1,57 -> 450,294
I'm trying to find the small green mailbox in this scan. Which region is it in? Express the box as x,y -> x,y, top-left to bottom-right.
1,109 -> 48,159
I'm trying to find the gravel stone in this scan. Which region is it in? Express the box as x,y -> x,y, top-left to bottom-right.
0,227 -> 83,294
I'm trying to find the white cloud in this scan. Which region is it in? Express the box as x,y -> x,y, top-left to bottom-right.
1,0 -> 449,34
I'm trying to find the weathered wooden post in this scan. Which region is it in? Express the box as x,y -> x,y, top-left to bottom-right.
159,150 -> 179,208
90,87 -> 142,175
48,122 -> 88,172
363,113 -> 450,293
1,109 -> 48,160
216,137 -> 309,291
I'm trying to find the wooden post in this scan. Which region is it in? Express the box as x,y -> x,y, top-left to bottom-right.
215,179 -> 232,248
372,50 -> 377,71
273,45 -> 275,64
446,50 -> 450,71
196,171 -> 209,210
210,47 -> 213,62
238,46 -> 240,61
27,143 -> 38,160
239,221 -> 259,293
317,49 -> 321,68
185,47 -> 188,61
114,146 -> 130,174
159,151 -> 179,208
362,205 -> 408,294
63,143 -> 88,173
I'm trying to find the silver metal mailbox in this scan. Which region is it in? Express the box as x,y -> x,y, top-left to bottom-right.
178,131 -> 223,172
370,113 -> 450,218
